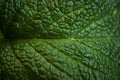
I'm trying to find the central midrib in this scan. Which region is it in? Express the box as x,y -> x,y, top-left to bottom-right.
0,36 -> 119,44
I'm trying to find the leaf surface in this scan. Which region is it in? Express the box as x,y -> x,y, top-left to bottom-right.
0,0 -> 120,80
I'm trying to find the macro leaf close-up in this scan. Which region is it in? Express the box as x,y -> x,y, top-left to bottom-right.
0,0 -> 120,80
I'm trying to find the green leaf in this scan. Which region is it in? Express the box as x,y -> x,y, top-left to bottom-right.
0,0 -> 120,80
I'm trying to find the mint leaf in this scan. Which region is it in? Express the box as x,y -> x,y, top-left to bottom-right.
0,0 -> 120,80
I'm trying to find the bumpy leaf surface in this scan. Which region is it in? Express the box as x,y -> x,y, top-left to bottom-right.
0,0 -> 120,80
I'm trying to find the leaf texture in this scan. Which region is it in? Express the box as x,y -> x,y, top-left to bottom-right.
0,0 -> 120,80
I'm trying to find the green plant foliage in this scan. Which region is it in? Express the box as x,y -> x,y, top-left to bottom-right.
0,0 -> 120,80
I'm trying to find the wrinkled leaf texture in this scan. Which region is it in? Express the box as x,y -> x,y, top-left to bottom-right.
0,0 -> 120,80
